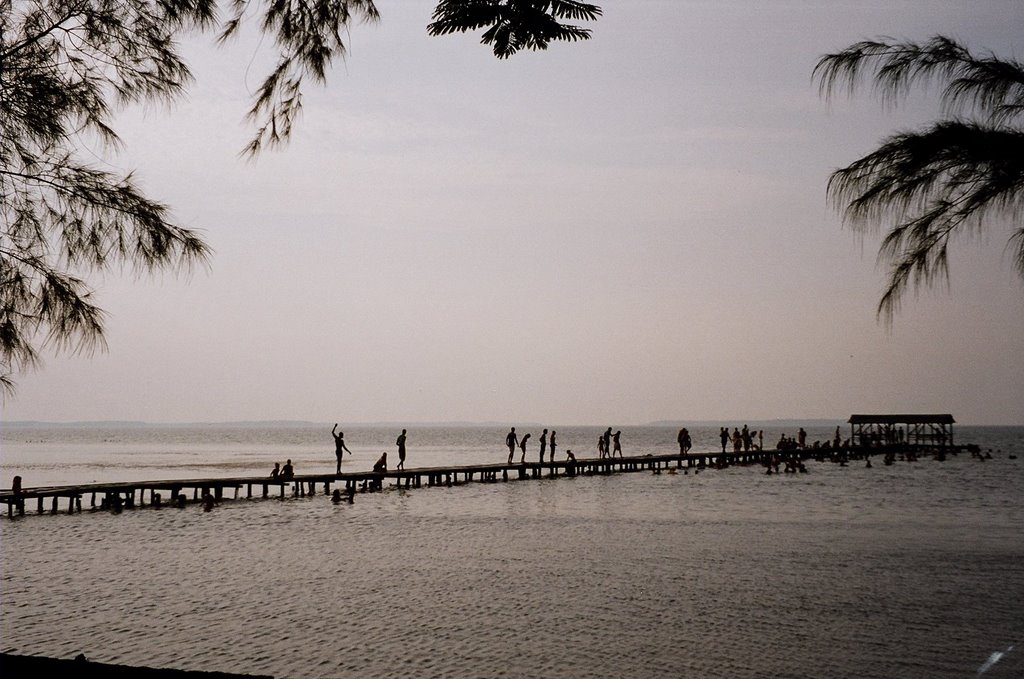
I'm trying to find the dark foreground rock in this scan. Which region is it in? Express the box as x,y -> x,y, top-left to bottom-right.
0,653 -> 273,678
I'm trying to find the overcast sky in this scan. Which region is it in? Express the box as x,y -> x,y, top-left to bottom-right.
4,0 -> 1023,425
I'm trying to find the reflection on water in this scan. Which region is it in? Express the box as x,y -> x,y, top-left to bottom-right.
1,426 -> 1023,678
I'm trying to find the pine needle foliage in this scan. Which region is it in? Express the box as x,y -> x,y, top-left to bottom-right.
1,0 -> 603,394
1,0 -> 216,395
814,36 -> 1024,323
428,0 -> 601,59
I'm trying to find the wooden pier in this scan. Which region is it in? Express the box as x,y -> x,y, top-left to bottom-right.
0,444 -> 977,518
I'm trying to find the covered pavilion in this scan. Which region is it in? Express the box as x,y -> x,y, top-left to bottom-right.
848,414 -> 955,447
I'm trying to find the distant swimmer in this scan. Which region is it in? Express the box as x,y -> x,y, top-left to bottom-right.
506,427 -> 519,464
396,429 -> 407,470
539,429 -> 548,463
332,424 -> 352,474
519,433 -> 532,464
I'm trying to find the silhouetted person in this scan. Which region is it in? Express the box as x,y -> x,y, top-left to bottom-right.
603,428 -> 613,458
720,427 -> 729,453
202,492 -> 215,512
331,489 -> 343,503
680,428 -> 692,454
519,433 -> 532,463
798,428 -> 807,449
539,429 -> 548,463
332,424 -> 352,474
281,459 -> 294,480
373,452 -> 388,473
12,475 -> 22,495
270,462 -> 280,479
506,427 -> 519,464
677,428 -> 686,454
550,430 -> 557,459
565,450 -> 576,462
612,430 -> 622,457
396,429 -> 407,470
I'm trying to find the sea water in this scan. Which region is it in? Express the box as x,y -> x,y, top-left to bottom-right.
1,424 -> 1022,678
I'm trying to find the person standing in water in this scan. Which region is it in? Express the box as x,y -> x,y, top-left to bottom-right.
505,427 -> 519,464
332,424 -> 352,474
396,429 -> 407,470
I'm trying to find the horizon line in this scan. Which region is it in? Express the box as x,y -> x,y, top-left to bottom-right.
2,417 -> 1018,427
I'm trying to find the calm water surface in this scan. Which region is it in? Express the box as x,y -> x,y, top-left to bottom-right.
1,425 -> 1023,678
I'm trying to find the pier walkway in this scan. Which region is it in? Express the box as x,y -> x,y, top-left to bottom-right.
0,444 -> 973,518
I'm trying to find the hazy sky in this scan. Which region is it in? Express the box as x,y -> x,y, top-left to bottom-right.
4,0 -> 1023,425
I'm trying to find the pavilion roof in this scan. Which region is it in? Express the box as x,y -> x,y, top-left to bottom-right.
847,414 -> 955,425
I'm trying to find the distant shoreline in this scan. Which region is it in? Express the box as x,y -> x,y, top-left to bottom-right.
3,419 -> 1020,428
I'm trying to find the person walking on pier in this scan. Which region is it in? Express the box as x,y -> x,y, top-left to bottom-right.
539,429 -> 548,463
332,424 -> 352,474
396,429 -> 407,470
603,428 -> 613,459
612,430 -> 622,457
678,428 -> 692,454
506,427 -> 519,464
519,433 -> 532,464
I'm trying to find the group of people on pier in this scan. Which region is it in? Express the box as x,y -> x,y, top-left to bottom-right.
269,459 -> 294,480
505,427 -> 556,463
719,425 -> 769,453
328,425 -> 407,475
